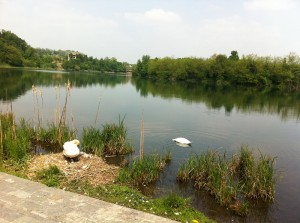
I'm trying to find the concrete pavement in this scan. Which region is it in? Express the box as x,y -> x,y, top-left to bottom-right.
0,172 -> 178,223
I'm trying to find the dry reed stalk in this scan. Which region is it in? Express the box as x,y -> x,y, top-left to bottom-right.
139,113 -> 144,160
54,86 -> 60,126
0,118 -> 3,163
35,89 -> 41,132
94,97 -> 101,127
32,85 -> 36,130
58,81 -> 71,145
40,89 -> 44,127
10,103 -> 16,140
5,88 -> 9,114
71,109 -> 75,132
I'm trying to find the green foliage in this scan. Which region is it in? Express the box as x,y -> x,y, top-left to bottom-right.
66,181 -> 215,223
116,154 -> 168,186
37,122 -> 76,146
82,127 -> 103,156
82,117 -> 133,156
62,55 -> 127,72
177,147 -> 278,216
133,52 -> 300,90
101,116 -> 133,156
239,146 -> 277,200
0,113 -> 32,163
161,192 -> 188,209
36,165 -> 65,187
0,30 -> 127,72
134,55 -> 150,77
229,50 -> 239,61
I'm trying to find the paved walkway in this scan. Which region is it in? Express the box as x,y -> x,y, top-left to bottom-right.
0,172 -> 177,223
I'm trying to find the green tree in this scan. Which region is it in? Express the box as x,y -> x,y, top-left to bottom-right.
229,50 -> 239,61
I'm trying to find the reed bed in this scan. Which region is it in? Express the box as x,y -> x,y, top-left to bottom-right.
101,116 -> 133,155
116,153 -> 170,186
238,147 -> 277,201
0,82 -> 76,163
177,146 -> 278,216
1,81 -> 134,165
82,127 -> 103,156
83,116 -> 133,157
36,122 -> 76,148
0,113 -> 32,163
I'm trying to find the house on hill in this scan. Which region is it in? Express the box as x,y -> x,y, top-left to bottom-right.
68,51 -> 80,61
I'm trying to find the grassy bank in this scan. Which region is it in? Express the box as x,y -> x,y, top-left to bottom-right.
31,164 -> 214,223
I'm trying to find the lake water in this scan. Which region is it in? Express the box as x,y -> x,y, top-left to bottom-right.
1,68 -> 300,222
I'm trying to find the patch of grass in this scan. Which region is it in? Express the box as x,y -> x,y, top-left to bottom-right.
177,156 -> 197,182
36,165 -> 65,187
239,146 -> 277,200
37,122 -> 76,146
65,180 -> 215,223
101,116 -> 133,156
116,154 -> 168,186
82,116 -> 133,157
177,146 -> 278,216
1,114 -> 32,163
82,126 -> 103,156
0,159 -> 28,178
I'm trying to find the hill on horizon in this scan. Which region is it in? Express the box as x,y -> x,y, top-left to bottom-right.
0,30 -> 128,72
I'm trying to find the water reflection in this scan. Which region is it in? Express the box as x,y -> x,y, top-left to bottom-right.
132,78 -> 300,120
0,68 -> 130,101
1,68 -> 300,222
1,68 -> 300,121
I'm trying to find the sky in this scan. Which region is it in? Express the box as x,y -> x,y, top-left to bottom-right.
0,0 -> 299,63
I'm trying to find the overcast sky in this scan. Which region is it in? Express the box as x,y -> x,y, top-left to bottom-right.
0,0 -> 299,63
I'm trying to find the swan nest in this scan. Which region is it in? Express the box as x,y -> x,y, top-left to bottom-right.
26,153 -> 120,186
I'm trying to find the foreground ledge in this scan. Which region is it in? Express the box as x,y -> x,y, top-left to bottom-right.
0,172 -> 177,223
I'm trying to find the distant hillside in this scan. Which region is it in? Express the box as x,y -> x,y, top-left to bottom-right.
0,30 -> 128,72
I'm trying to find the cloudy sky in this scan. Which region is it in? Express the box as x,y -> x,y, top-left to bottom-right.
0,0 -> 299,63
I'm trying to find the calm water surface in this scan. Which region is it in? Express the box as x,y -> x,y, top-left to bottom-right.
1,68 -> 300,222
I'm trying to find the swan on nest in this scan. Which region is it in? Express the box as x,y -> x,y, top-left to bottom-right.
63,139 -> 80,158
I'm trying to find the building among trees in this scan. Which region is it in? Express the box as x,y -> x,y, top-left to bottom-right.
68,51 -> 80,61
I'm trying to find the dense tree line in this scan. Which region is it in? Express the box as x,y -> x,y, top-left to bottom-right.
62,54 -> 127,72
0,30 -> 60,69
0,30 -> 127,72
133,52 -> 300,90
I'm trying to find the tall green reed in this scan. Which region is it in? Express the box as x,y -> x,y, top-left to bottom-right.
82,116 -> 133,156
101,115 -> 133,156
0,113 -> 32,163
177,146 -> 278,216
82,126 -> 103,156
116,153 -> 170,186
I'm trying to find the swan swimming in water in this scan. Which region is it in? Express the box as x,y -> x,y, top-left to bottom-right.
172,137 -> 192,145
63,139 -> 80,159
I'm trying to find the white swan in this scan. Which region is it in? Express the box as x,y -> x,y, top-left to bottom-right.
172,137 -> 192,145
63,139 -> 80,158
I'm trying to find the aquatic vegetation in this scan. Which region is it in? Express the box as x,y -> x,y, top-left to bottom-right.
37,122 -> 76,147
82,126 -> 103,156
0,113 -> 32,163
116,154 -> 169,186
238,146 -> 277,200
177,146 -> 278,216
82,117 -> 133,157
101,116 -> 133,156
